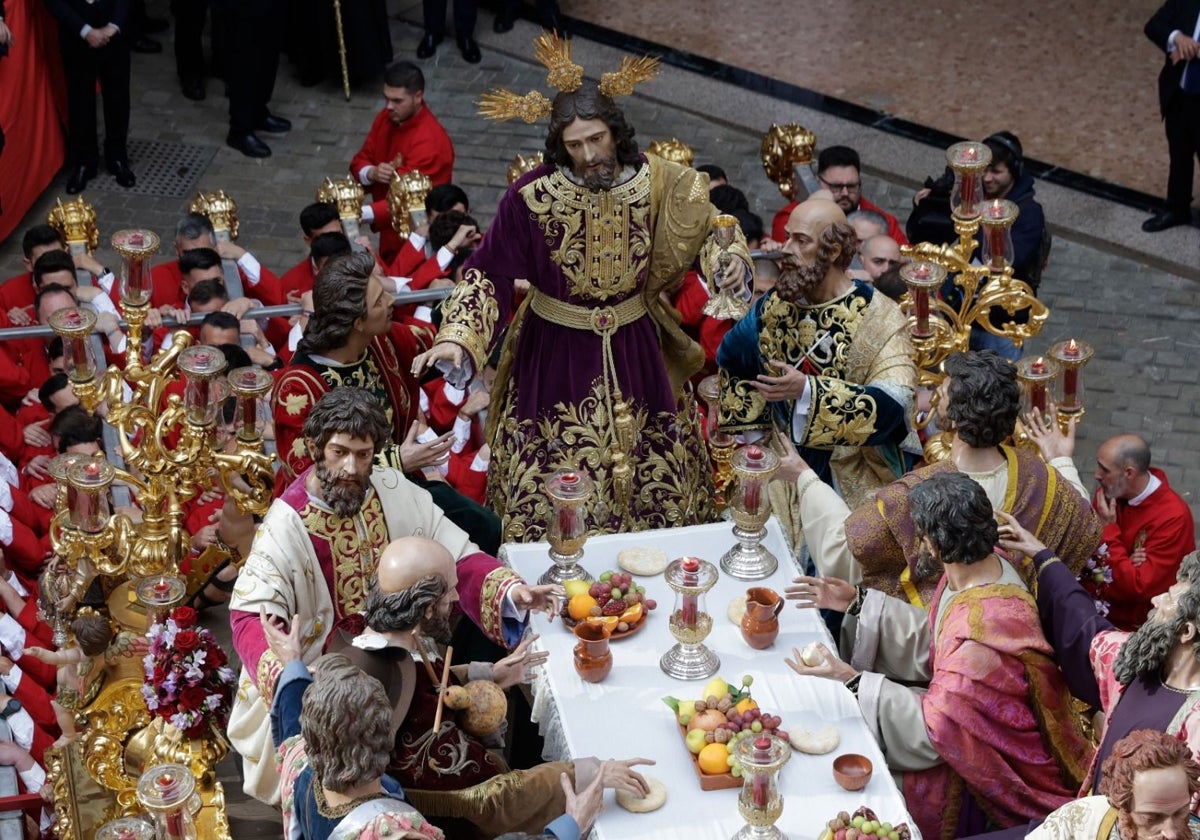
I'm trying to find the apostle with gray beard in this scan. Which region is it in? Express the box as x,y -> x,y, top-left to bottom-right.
716,197 -> 919,537
998,512 -> 1200,795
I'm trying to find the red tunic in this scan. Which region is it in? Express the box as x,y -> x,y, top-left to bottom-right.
1097,469 -> 1197,630
349,105 -> 455,262
280,259 -> 315,297
771,196 -> 908,246
0,272 -> 35,315
150,258 -> 285,309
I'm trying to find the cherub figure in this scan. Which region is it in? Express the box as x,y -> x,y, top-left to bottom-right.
24,615 -> 114,747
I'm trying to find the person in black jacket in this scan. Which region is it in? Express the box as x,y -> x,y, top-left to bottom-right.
44,0 -> 136,193
212,0 -> 290,158
1143,0 -> 1200,233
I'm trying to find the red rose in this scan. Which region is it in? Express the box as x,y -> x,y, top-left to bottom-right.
172,606 -> 198,629
174,630 -> 200,655
180,685 -> 209,711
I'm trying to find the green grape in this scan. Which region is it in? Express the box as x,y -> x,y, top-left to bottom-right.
851,817 -> 865,830
750,721 -> 763,733
730,765 -> 743,778
600,571 -> 613,582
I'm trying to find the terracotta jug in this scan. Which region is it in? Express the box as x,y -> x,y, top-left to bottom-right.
741,587 -> 783,649
573,622 -> 613,682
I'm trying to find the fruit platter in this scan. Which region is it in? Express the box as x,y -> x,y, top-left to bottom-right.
562,570 -> 658,639
663,675 -> 788,791
818,807 -> 912,840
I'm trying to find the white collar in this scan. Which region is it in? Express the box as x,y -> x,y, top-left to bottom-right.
1128,472 -> 1162,507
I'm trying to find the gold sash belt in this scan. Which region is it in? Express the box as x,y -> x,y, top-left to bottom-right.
527,288 -> 647,334
525,288 -> 643,514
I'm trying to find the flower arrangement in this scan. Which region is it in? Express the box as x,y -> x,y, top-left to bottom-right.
142,606 -> 236,737
1079,553 -> 1113,618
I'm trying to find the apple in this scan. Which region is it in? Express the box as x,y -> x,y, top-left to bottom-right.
686,709 -> 727,732
686,728 -> 708,754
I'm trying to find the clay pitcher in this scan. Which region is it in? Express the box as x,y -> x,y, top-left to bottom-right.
741,587 -> 783,649
573,622 -> 613,683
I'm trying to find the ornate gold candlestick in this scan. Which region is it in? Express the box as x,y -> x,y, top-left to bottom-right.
702,214 -> 749,320
720,444 -> 782,580
1016,355 -> 1061,426
947,141 -> 991,221
228,366 -> 274,443
388,170 -> 432,240
1048,338 -> 1094,418
507,153 -> 545,185
979,198 -> 1019,271
189,191 -> 239,242
136,576 -> 188,627
733,734 -> 791,840
660,556 -> 720,680
316,176 -> 366,243
760,123 -> 816,201
110,228 -> 159,316
540,470 -> 595,585
178,346 -> 228,428
899,261 -> 947,341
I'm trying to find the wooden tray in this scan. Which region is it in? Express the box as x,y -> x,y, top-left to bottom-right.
561,612 -> 649,640
677,723 -> 741,790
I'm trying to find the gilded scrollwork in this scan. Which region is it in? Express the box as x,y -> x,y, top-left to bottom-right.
437,270 -> 500,372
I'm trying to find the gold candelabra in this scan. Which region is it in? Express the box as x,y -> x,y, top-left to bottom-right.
189,190 -> 239,241
647,137 -> 695,167
507,152 -> 545,185
388,170 -> 432,239
47,229 -> 275,587
317,176 -> 366,242
760,123 -> 816,200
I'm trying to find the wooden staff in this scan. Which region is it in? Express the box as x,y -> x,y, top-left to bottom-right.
430,646 -> 454,736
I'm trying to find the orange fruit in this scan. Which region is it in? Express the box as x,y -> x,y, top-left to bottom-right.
697,742 -> 730,775
735,698 -> 759,715
568,594 -> 599,621
586,615 -> 619,630
618,603 -> 644,625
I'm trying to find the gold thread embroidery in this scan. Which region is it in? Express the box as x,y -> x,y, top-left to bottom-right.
300,491 -> 390,618
438,270 -> 499,371
520,167 -> 652,301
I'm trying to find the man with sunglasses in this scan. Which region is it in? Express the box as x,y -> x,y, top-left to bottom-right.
771,146 -> 908,246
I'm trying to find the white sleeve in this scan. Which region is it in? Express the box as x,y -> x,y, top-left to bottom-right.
0,664 -> 22,694
6,574 -> 27,599
361,204 -> 375,222
442,382 -> 466,406
237,252 -> 262,286
17,761 -> 45,795
5,707 -> 33,752
358,166 -> 374,186
436,247 -> 455,271
407,233 -> 428,253
288,321 -> 304,352
789,378 -> 813,442
450,417 -> 471,453
0,616 -> 25,660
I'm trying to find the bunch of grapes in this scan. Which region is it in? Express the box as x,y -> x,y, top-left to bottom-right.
820,808 -> 910,840
586,570 -> 657,616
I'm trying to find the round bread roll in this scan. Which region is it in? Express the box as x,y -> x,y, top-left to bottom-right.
789,723 -> 840,755
617,547 -> 670,576
800,641 -> 825,667
727,595 -> 747,625
615,775 -> 667,813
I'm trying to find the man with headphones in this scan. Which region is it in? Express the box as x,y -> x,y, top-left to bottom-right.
1143,0 -> 1200,233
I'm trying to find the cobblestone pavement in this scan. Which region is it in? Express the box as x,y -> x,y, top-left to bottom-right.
3,4 -> 1200,832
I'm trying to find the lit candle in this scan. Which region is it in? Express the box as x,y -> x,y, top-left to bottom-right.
556,472 -> 579,538
959,147 -> 978,214
241,394 -> 257,439
155,773 -> 187,840
154,577 -> 170,596
986,201 -> 1007,268
1062,339 -> 1080,409
751,736 -> 771,807
743,446 -> 764,515
681,557 -> 699,627
1029,357 -> 1047,413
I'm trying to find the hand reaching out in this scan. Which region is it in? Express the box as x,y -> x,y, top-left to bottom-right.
260,608 -> 302,664
785,575 -> 855,613
1023,403 -> 1075,461
491,633 -> 549,689
561,769 -> 605,835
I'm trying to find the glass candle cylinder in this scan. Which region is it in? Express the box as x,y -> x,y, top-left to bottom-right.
136,764 -> 198,840
48,306 -> 99,384
899,261 -> 946,339
1016,355 -> 1061,421
979,199 -> 1019,271
48,452 -> 88,517
660,556 -> 720,680
733,734 -> 791,840
178,346 -> 228,427
96,817 -> 156,840
226,366 -> 274,443
136,576 -> 188,628
1048,338 -> 1094,414
540,469 -> 596,585
730,445 -> 780,523
947,141 -> 992,220
67,455 -> 113,534
111,230 -> 161,308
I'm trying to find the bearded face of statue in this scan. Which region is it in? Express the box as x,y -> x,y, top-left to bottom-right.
561,117 -> 620,191
311,433 -> 375,518
1112,581 -> 1193,685
1117,766 -> 1193,840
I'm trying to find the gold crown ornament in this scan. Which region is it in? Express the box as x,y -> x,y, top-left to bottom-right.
478,32 -> 660,123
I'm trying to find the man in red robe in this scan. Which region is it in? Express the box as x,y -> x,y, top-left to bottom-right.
1092,434 -> 1196,630
278,203 -> 343,299
0,226 -> 69,325
349,61 -> 455,262
150,213 -> 283,311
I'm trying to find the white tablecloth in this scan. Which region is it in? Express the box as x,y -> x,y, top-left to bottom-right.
502,518 -> 918,840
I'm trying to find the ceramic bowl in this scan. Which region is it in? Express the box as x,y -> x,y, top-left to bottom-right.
832,753 -> 873,791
